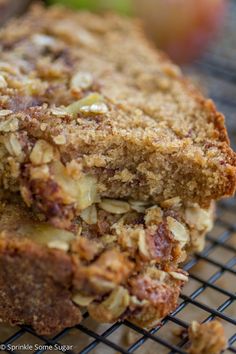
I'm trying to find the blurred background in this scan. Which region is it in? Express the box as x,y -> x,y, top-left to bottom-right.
0,0 -> 235,150
0,0 -> 229,64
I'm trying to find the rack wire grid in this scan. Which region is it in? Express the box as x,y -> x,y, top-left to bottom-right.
0,2 -> 236,354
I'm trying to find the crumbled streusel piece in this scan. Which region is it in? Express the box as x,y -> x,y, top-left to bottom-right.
188,320 -> 227,354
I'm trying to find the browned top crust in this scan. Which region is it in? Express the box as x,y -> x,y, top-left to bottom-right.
0,4 -> 235,218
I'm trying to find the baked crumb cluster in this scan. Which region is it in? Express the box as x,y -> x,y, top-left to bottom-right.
0,5 -> 235,336
188,320 -> 227,354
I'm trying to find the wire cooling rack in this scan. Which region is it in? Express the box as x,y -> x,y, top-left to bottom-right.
0,2 -> 236,354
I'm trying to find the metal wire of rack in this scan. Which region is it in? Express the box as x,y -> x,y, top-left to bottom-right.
0,2 -> 236,354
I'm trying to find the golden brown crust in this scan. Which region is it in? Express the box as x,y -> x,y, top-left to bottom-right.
0,4 -> 235,224
0,237 -> 82,336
